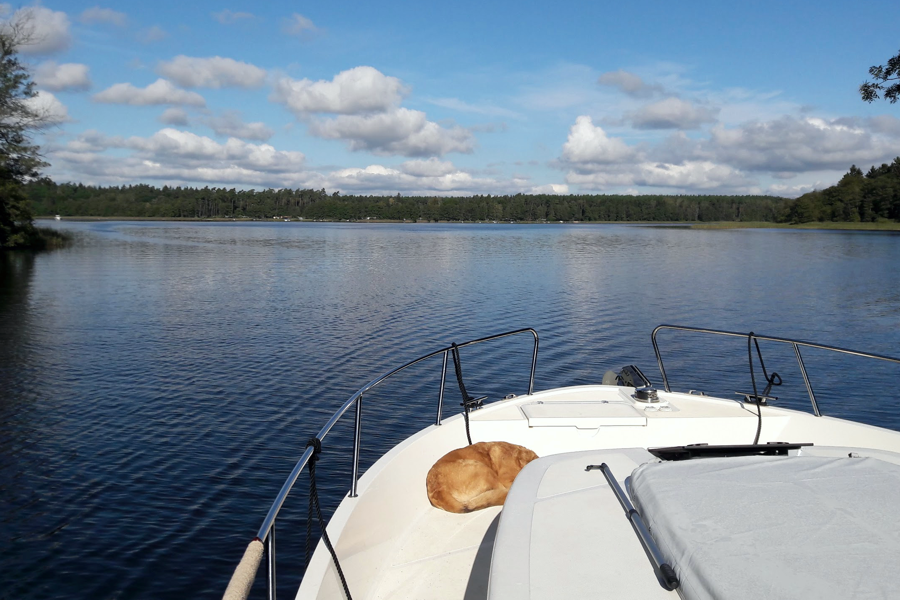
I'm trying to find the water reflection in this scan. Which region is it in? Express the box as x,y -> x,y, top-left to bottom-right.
1,221 -> 899,599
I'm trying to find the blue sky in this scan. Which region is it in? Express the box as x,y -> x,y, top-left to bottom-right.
9,0 -> 900,196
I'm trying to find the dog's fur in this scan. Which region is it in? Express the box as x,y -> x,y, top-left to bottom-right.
426,441 -> 538,513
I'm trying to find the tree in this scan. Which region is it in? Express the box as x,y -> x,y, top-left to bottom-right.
0,12 -> 48,247
860,49 -> 900,104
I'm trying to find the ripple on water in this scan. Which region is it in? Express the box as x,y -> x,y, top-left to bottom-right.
1,222 -> 899,599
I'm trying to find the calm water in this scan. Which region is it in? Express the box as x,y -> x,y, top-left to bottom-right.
2,221 -> 899,599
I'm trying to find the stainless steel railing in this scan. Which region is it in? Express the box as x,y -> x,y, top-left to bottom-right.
224,328 -> 539,600
651,324 -> 900,417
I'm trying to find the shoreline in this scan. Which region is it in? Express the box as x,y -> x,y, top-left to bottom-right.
35,217 -> 900,231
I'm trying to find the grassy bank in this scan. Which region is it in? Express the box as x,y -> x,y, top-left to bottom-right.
691,221 -> 900,231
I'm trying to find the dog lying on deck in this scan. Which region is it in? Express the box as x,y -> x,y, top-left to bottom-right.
426,441 -> 538,513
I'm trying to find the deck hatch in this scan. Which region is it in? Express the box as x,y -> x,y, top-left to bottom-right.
521,401 -> 647,428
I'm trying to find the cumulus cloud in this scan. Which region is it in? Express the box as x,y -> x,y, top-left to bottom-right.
869,115 -> 900,138
598,70 -> 664,98
709,116 -> 896,173
2,6 -> 71,55
159,107 -> 189,126
212,9 -> 255,24
561,116 -> 636,165
24,90 -> 70,124
325,163 -> 512,195
281,13 -> 316,37
565,160 -> 755,192
48,128 -> 535,194
627,97 -> 718,130
204,111 -> 274,141
35,62 -> 91,92
308,108 -> 475,156
399,158 -> 458,177
272,66 -> 407,115
768,182 -> 822,197
50,128 -> 306,187
79,6 -> 127,27
139,25 -> 167,43
157,55 -> 266,89
94,79 -> 206,106
531,183 -> 570,194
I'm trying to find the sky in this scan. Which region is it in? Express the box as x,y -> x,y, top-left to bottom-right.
7,0 -> 900,197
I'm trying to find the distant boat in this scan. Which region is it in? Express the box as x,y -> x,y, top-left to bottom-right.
55,215 -> 61,221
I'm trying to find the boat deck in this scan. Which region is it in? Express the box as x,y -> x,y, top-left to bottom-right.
297,385 -> 900,600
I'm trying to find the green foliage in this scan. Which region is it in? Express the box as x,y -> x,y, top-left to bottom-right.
0,13 -> 50,248
788,158 -> 900,223
860,49 -> 900,103
24,179 -> 790,223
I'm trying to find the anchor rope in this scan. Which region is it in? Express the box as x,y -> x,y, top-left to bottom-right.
304,437 -> 353,600
451,343 -> 478,445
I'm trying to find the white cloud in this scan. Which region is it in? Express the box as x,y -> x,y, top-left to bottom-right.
51,129 -> 306,186
94,79 -> 206,107
159,107 -> 189,126
157,56 -> 266,89
400,158 -> 458,177
212,9 -> 255,24
271,66 -> 407,115
24,90 -> 70,124
308,108 -> 475,157
598,70 -> 664,98
869,115 -> 900,138
531,184 -> 570,194
281,13 -> 316,37
565,160 -> 755,192
2,6 -> 71,55
636,161 -> 752,189
48,129 -> 533,194
768,182 -> 822,197
627,97 -> 718,130
139,25 -> 167,43
204,111 -> 274,141
709,116 -> 896,173
79,6 -> 127,27
561,116 -> 636,165
35,62 -> 91,92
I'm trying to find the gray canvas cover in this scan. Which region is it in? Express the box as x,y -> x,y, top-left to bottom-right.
629,455 -> 900,600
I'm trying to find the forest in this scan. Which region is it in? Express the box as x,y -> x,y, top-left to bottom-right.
22,157 -> 900,224
787,158 -> 900,223
23,181 -> 789,223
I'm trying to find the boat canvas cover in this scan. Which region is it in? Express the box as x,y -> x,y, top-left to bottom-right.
629,455 -> 900,600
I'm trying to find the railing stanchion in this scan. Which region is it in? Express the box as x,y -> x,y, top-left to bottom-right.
653,325 -> 900,417
232,328 -> 540,598
267,525 -> 276,600
436,350 -> 448,425
351,395 -> 362,497
793,343 -> 821,417
528,331 -> 539,395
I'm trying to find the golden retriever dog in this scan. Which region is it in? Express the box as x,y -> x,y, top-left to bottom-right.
426,441 -> 538,513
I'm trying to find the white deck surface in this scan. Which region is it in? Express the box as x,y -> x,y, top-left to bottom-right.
489,448 -> 675,600
296,385 -> 900,600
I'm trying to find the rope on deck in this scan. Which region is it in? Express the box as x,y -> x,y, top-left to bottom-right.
223,538 -> 264,600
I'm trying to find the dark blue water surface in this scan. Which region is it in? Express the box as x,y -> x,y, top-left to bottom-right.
2,221 -> 899,599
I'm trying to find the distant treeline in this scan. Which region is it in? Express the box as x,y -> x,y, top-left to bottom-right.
23,158 -> 900,223
788,158 -> 900,223
24,180 -> 788,222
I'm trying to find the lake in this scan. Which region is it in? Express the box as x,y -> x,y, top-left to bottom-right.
2,221 -> 899,599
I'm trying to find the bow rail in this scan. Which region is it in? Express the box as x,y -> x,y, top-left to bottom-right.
223,328 -> 539,600
652,324 -> 900,417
